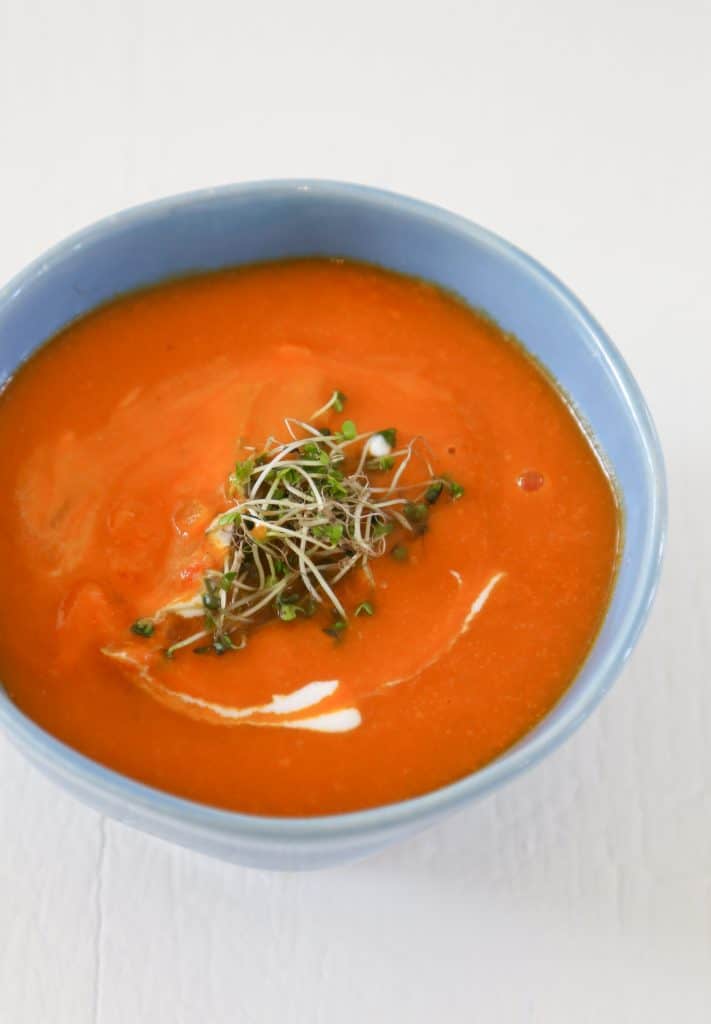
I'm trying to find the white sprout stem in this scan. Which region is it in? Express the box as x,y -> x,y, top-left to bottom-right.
329,553 -> 362,586
248,538 -> 267,590
281,463 -> 323,505
387,439 -> 417,493
307,393 -> 341,421
166,629 -> 210,655
367,479 -> 441,495
283,538 -> 347,619
247,519 -> 335,552
352,497 -> 367,548
229,576 -> 292,617
250,435 -> 319,494
295,531 -> 323,605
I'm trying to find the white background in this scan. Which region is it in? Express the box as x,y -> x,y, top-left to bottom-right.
1,1 -> 709,1021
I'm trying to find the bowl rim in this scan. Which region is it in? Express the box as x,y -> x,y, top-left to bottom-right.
0,178 -> 667,842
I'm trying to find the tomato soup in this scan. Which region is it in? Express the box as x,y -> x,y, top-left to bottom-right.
0,260 -> 619,815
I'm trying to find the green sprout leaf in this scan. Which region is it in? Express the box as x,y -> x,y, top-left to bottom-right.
219,571 -> 237,590
231,458 -> 255,491
425,481 -> 444,505
404,502 -> 428,523
130,618 -> 155,638
367,455 -> 395,472
355,601 -> 374,617
313,523 -> 344,544
373,520 -> 395,539
323,619 -> 347,640
213,634 -> 238,654
217,509 -> 242,527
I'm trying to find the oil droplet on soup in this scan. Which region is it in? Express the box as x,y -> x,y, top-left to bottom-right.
517,469 -> 545,492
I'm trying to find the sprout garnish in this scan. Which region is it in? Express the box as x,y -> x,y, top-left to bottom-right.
130,392 -> 462,655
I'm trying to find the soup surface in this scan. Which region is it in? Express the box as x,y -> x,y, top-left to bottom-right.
0,260 -> 618,815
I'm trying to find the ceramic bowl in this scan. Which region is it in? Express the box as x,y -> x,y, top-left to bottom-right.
0,181 -> 666,869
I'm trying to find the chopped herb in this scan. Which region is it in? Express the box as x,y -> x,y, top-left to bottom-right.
340,419 -> 357,441
130,618 -> 154,638
355,601 -> 374,616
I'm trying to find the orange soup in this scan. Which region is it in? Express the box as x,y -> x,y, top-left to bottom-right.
0,260 -> 619,815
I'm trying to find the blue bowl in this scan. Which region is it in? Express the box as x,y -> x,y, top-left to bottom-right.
0,181 -> 666,870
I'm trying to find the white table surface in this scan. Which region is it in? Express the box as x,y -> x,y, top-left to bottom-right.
1,1 -> 709,1020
